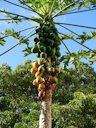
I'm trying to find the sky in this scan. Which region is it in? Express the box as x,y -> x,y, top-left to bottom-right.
0,0 -> 96,70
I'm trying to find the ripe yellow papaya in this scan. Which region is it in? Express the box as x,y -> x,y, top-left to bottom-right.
38,83 -> 45,90
35,71 -> 43,78
33,79 -> 38,86
31,68 -> 37,75
32,61 -> 39,68
36,76 -> 43,84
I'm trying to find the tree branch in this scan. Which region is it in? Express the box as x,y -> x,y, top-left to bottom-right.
3,0 -> 43,17
53,0 -> 79,18
62,41 -> 71,54
22,2 -> 43,17
55,22 -> 96,29
2,0 -> 32,12
57,24 -> 79,37
0,9 -> 32,20
0,31 -> 36,57
0,26 -> 37,39
58,7 -> 96,16
57,24 -> 86,45
0,18 -> 23,21
0,43 -> 19,57
49,0 -> 56,17
58,32 -> 94,52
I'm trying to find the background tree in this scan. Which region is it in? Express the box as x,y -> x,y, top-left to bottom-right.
0,0 -> 96,128
0,61 -> 96,128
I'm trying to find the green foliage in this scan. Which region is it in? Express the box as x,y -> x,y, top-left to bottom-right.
53,62 -> 96,104
0,0 -> 96,66
19,0 -> 95,16
0,38 -> 6,46
2,29 -> 20,39
0,111 -> 21,128
0,96 -> 10,111
0,61 -> 96,127
60,50 -> 96,69
77,31 -> 96,44
14,102 -> 40,128
52,92 -> 96,128
0,0 -> 96,127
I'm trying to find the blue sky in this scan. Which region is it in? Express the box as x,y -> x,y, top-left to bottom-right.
0,0 -> 96,70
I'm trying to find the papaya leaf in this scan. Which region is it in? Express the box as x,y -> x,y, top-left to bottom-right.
2,29 -> 20,39
0,38 -> 6,46
1,9 -> 22,24
23,46 -> 32,56
77,31 -> 96,44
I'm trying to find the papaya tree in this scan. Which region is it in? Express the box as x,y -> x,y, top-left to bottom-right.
0,0 -> 96,127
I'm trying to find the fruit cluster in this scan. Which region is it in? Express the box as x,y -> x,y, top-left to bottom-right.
31,24 -> 61,65
31,23 -> 61,100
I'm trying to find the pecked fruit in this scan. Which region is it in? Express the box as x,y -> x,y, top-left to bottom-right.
38,83 -> 45,90
51,83 -> 56,91
38,90 -> 45,99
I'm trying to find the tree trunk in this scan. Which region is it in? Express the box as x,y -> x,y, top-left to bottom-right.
39,89 -> 52,128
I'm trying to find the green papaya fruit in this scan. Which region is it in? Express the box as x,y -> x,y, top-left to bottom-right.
40,52 -> 47,58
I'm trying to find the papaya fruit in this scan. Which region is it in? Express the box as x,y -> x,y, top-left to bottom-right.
36,28 -> 40,33
40,52 -> 47,58
38,83 -> 45,90
55,51 -> 61,57
32,61 -> 39,68
39,37 -> 45,43
52,76 -> 58,84
31,45 -> 38,53
51,83 -> 56,91
47,57 -> 51,62
31,68 -> 37,75
51,26 -> 58,33
42,25 -> 49,32
34,37 -> 39,43
49,33 -> 54,39
38,32 -> 43,38
38,65 -> 45,72
36,53 -> 40,58
55,67 -> 61,74
35,71 -> 43,77
38,58 -> 46,65
36,76 -> 43,84
39,46 -> 46,52
38,90 -> 45,99
47,67 -> 55,73
33,79 -> 38,86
